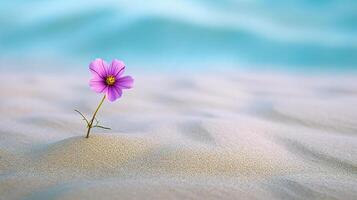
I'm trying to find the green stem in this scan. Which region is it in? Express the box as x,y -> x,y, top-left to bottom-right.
86,95 -> 106,138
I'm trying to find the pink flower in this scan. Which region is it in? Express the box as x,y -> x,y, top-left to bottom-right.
89,58 -> 134,102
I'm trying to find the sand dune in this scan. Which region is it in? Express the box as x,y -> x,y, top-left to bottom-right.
0,71 -> 357,199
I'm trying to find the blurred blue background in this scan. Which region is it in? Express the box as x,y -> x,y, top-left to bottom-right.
1,0 -> 357,72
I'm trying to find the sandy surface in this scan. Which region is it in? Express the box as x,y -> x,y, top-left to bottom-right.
0,71 -> 357,200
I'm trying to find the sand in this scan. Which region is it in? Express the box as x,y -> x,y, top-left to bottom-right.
0,71 -> 357,200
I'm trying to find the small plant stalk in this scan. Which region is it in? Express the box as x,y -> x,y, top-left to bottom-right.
86,95 -> 107,138
75,95 -> 111,138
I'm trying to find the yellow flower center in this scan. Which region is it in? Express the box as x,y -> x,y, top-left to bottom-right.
106,75 -> 116,85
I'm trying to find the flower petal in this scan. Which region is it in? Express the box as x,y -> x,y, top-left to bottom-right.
89,58 -> 108,78
117,76 -> 134,89
106,86 -> 122,102
109,59 -> 125,77
89,78 -> 107,93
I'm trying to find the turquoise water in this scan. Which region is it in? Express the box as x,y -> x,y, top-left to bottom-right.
1,0 -> 357,71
